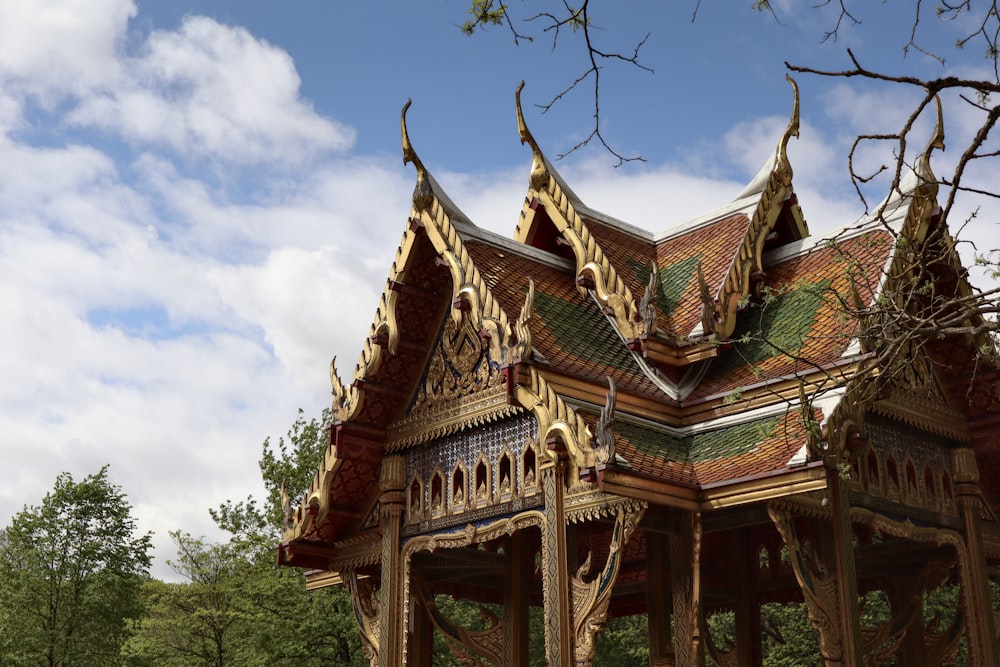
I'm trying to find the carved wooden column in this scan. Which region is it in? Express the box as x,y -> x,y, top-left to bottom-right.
503,530 -> 532,667
408,588 -> 434,667
378,455 -> 407,667
888,565 -> 927,667
952,447 -> 999,666
734,530 -> 761,667
541,452 -> 574,667
826,463 -> 863,666
646,531 -> 674,667
670,511 -> 703,667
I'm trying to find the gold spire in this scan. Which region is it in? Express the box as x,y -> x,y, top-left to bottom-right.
401,99 -> 433,211
774,75 -> 800,187
916,95 -> 945,191
515,81 -> 549,190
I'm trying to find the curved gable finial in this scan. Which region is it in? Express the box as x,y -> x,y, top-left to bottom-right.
917,95 -> 945,187
516,81 -> 549,190
775,75 -> 800,186
402,99 -> 433,210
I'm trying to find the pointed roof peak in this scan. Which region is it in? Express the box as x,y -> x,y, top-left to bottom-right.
878,96 -> 945,212
514,82 -> 582,202
400,99 -> 474,225
733,75 -> 800,201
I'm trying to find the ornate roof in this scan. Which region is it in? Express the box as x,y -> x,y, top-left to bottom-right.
277,84 -> 1000,568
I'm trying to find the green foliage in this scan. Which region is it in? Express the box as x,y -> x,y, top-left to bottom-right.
594,614 -> 649,665
462,1 -> 508,36
0,466 -> 152,667
212,408 -> 332,544
123,532 -> 365,667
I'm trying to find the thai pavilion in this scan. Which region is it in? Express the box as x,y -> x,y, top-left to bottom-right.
276,80 -> 1000,666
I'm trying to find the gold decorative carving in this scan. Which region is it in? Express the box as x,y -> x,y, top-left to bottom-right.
639,260 -> 658,336
345,570 -> 381,667
713,76 -> 803,340
417,315 -> 502,410
330,356 -> 348,420
592,376 -> 617,467
860,559 -> 954,665
952,447 -> 980,484
571,501 -> 646,665
417,583 -> 507,666
671,511 -> 704,667
767,504 -> 844,663
379,454 -> 406,492
704,620 -> 738,667
506,278 -> 534,363
513,85 -> 642,340
873,337 -> 969,442
399,511 -> 546,665
387,385 -> 519,450
515,82 -> 549,192
848,507 -> 975,664
512,365 -> 593,470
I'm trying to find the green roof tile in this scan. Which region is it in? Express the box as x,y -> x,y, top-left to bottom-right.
627,255 -> 703,316
718,278 -> 832,371
616,415 -> 782,465
534,290 -> 642,374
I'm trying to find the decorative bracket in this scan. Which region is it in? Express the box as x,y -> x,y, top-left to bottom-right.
571,500 -> 646,665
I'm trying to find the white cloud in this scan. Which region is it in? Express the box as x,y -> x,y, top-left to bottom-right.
0,0 -> 134,102
69,15 -> 354,164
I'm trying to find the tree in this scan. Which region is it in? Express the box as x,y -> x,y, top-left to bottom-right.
125,410 -> 367,666
0,465 -> 152,667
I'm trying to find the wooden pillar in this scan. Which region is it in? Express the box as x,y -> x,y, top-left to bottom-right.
378,455 -> 407,667
503,530 -> 532,667
541,454 -> 574,667
646,531 -> 674,667
408,588 -> 434,667
670,511 -> 704,667
952,447 -> 999,666
734,530 -> 761,667
889,565 -> 927,667
826,463 -> 863,666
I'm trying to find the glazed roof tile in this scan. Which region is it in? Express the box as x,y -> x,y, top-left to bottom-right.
612,409 -> 813,485
691,229 -> 894,401
464,238 -> 661,397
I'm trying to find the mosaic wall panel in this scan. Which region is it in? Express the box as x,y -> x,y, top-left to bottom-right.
404,413 -> 540,530
860,413 -> 959,517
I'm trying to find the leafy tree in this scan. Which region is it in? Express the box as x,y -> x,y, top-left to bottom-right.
0,465 -> 152,667
125,410 -> 366,666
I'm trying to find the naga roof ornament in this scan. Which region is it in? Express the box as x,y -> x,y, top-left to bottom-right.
506,278 -> 535,364
916,95 -> 945,199
514,83 -> 644,340
638,261 -> 658,337
402,99 -> 434,212
593,376 -> 618,467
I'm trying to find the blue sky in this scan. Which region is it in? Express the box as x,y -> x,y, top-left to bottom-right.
2,1 -> 996,579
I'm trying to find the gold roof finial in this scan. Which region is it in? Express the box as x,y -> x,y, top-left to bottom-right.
593,376 -> 618,466
401,99 -> 433,211
774,75 -> 800,186
507,278 -> 535,363
516,82 -> 549,190
916,95 -> 945,189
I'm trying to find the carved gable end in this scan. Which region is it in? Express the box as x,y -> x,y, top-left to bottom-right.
873,338 -> 970,443
386,310 -> 517,449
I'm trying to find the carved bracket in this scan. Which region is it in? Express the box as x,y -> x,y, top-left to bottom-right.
571,500 -> 647,665
345,569 -> 381,667
767,503 -> 844,663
